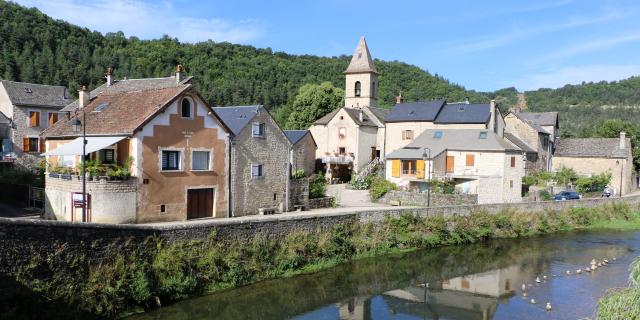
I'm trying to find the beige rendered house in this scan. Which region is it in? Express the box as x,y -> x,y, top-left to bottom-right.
385,129 -> 523,204
503,111 -> 552,173
552,132 -> 634,195
309,37 -> 389,181
42,68 -> 231,223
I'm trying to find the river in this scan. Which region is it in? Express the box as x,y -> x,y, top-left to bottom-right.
129,230 -> 640,320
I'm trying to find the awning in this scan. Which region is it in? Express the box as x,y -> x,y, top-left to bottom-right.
43,136 -> 127,156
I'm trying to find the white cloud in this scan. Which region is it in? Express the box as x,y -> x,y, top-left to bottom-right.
13,0 -> 263,43
507,65 -> 640,91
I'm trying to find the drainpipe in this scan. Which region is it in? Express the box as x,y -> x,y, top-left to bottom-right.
285,146 -> 292,212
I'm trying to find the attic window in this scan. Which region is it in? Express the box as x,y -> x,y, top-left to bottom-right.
93,102 -> 109,112
433,131 -> 443,139
479,131 -> 488,139
24,88 -> 32,93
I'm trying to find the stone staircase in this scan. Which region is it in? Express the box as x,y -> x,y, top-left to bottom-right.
355,158 -> 383,181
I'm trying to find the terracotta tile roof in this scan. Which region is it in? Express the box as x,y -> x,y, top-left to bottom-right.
42,85 -> 190,137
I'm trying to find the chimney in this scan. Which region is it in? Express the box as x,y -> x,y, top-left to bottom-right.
359,110 -> 364,123
620,131 -> 626,149
395,90 -> 404,104
488,99 -> 496,133
78,85 -> 89,109
175,64 -> 184,83
106,67 -> 114,86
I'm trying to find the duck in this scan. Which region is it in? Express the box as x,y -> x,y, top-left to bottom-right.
597,262 -> 602,267
536,276 -> 541,283
543,275 -> 548,280
586,267 -> 591,272
530,298 -> 536,304
576,269 -> 582,274
591,259 -> 597,265
613,257 -> 617,261
523,292 -> 528,297
522,283 -> 527,291
604,259 -> 610,264
546,302 -> 552,311
566,270 -> 572,275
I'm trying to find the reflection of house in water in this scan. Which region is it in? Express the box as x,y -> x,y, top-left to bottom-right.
338,297 -> 369,320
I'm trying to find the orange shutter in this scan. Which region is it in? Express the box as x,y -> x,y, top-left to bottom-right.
511,156 -> 516,167
39,138 -> 45,153
23,137 -> 29,152
36,112 -> 40,126
416,160 -> 425,179
466,154 -> 475,166
391,160 -> 400,177
49,113 -> 58,125
29,112 -> 36,127
446,156 -> 455,173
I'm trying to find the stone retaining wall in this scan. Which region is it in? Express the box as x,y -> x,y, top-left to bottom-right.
378,190 -> 477,207
2,195 -> 640,273
308,197 -> 334,209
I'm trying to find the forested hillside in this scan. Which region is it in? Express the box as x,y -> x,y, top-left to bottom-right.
0,1 -> 488,113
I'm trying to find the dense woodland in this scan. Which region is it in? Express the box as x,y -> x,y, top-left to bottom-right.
2,0 -> 640,136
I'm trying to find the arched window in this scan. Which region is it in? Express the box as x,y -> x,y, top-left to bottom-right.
354,81 -> 361,97
181,98 -> 191,118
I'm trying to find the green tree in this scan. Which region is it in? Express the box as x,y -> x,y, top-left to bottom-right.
586,119 -> 640,169
285,82 -> 344,129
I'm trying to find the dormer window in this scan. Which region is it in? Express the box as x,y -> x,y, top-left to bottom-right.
479,131 -> 488,139
355,81 -> 361,97
181,98 -> 192,118
252,122 -> 265,138
433,131 -> 443,139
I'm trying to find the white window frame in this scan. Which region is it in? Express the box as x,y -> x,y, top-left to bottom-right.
251,163 -> 264,179
190,148 -> 213,171
27,109 -> 41,128
252,122 -> 265,138
180,97 -> 194,119
159,147 -> 184,172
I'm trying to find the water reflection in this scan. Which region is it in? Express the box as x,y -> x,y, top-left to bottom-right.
130,230 -> 639,320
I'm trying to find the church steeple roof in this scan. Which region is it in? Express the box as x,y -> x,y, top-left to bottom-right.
344,36 -> 377,74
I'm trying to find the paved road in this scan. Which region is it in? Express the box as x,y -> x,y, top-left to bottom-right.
326,184 -> 391,208
0,202 -> 41,219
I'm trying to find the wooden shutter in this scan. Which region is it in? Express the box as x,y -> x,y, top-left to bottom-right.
39,138 -> 45,153
416,160 -> 425,179
446,156 -> 455,173
48,113 -> 58,125
391,160 -> 400,178
466,154 -> 475,166
23,137 -> 29,152
510,156 -> 516,167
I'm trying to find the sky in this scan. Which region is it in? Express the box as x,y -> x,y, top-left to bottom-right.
13,0 -> 640,92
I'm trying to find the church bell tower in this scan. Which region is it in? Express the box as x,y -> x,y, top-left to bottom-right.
344,37 -> 378,109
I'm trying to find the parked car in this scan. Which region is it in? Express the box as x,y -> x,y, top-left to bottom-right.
553,191 -> 581,201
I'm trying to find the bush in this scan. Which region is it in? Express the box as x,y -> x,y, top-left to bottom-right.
291,169 -> 305,179
350,174 -> 373,190
370,177 -> 397,200
430,178 -> 455,194
576,172 -> 612,193
309,174 -> 327,199
539,190 -> 552,201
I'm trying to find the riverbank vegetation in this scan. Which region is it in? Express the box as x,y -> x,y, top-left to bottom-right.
597,256 -> 640,319
4,202 -> 640,318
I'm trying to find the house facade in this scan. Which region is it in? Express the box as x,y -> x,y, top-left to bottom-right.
284,130 -> 317,176
552,132 -> 634,195
42,68 -> 231,223
385,129 -> 523,204
0,80 -> 73,168
213,105 -> 292,216
503,111 -> 552,173
309,37 -> 388,181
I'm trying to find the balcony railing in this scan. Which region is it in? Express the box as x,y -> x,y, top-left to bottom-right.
322,154 -> 354,164
0,152 -> 16,163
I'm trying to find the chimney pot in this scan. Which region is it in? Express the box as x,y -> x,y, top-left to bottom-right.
395,90 -> 404,104
620,131 -> 626,149
106,67 -> 114,86
176,64 -> 184,83
78,85 -> 90,109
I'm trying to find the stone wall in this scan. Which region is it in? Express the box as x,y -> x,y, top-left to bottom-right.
289,178 -> 309,209
292,134 -> 316,176
378,190 -> 477,206
308,196 -> 334,209
2,195 -> 640,274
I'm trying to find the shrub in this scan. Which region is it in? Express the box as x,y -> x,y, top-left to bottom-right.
291,169 -> 306,179
309,174 -> 327,198
576,172 -> 612,193
350,174 -> 373,190
539,190 -> 552,201
370,177 -> 397,200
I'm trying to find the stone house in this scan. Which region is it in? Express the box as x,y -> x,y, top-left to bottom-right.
384,99 -> 505,156
552,132 -> 634,195
0,80 -> 73,168
284,130 -> 317,176
309,37 -> 389,182
514,111 -> 559,145
213,105 -> 292,216
42,67 -> 231,223
385,129 -> 523,204
503,111 -> 552,173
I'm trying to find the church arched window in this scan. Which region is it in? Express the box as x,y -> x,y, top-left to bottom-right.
355,81 -> 361,97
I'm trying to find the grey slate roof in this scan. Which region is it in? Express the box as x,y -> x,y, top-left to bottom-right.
344,37 -> 377,74
387,129 -> 521,160
343,108 -> 378,127
369,107 -> 391,123
504,133 -> 536,153
516,112 -> 558,127
386,100 -> 446,122
509,112 -> 549,134
554,138 -> 630,158
313,107 -> 385,127
434,103 -> 490,124
0,110 -> 9,124
212,105 -> 261,136
284,130 -> 312,145
1,80 -> 73,108
60,76 -> 192,112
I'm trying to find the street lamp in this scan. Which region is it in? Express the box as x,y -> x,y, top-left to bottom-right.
422,148 -> 431,207
72,108 -> 87,222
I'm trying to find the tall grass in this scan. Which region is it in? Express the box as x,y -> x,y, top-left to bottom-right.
597,257 -> 640,319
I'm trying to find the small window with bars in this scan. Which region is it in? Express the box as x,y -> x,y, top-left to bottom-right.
191,150 -> 210,171
99,149 -> 115,164
161,150 -> 181,171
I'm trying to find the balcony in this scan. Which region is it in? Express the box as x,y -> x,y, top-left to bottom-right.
322,153 -> 354,164
433,168 -> 483,180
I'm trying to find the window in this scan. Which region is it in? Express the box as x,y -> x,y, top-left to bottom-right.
402,130 -> 414,140
510,180 -> 514,188
466,154 -> 475,166
510,156 -> 516,167
371,81 -> 376,98
354,81 -> 361,97
93,102 -> 109,112
160,205 -> 166,213
339,116 -> 344,120
251,164 -> 264,178
99,149 -> 115,164
191,150 -> 210,171
401,160 -> 417,175
338,127 -> 346,139
23,137 -> 41,153
479,131 -> 488,139
161,150 -> 181,171
338,147 -> 346,155
433,131 -> 443,139
181,98 -> 192,118
252,122 -> 265,138
48,112 -> 59,126
28,111 -> 40,127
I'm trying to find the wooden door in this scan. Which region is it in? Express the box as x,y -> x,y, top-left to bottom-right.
370,147 -> 376,161
187,188 -> 214,219
446,156 -> 455,173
